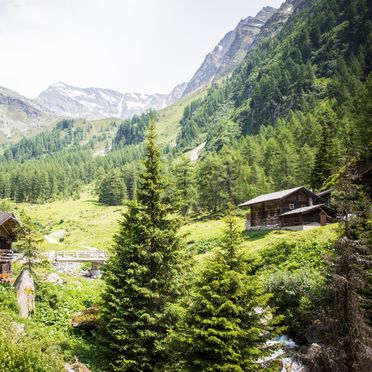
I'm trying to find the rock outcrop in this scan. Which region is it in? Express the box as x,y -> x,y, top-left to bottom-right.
182,6 -> 277,97
15,268 -> 35,318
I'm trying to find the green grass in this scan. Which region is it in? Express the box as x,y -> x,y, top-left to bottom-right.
17,189 -> 123,252
15,187 -> 338,258
157,86 -> 209,145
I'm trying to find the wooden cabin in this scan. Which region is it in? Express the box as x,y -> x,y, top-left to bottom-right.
0,212 -> 19,281
239,186 -> 336,230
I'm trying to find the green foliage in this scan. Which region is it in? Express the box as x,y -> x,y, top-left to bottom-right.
17,212 -> 44,273
0,311 -> 64,371
171,155 -> 196,217
113,110 -> 157,148
98,169 -> 127,206
101,119 -> 183,370
169,214 -> 283,371
265,268 -> 326,336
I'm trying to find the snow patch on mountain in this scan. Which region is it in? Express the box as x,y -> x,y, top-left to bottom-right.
37,82 -> 187,120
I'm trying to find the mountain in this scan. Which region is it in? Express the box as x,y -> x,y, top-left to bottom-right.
0,86 -> 57,143
181,6 -> 277,97
37,82 -> 187,120
249,0 -> 307,51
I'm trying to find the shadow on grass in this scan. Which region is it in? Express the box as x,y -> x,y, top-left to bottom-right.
83,199 -> 105,207
241,229 -> 274,241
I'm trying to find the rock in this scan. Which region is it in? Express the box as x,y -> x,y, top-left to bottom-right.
46,272 -> 64,284
281,356 -> 309,372
14,268 -> 35,318
72,306 -> 100,330
12,322 -> 25,340
305,343 -> 322,361
64,360 -> 90,372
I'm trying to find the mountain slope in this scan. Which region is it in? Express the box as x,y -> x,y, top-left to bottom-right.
37,82 -> 187,120
181,6 -> 277,97
0,86 -> 57,143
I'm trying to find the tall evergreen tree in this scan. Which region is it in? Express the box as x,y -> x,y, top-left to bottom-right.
307,161 -> 372,371
311,103 -> 339,190
101,119 -> 183,371
98,169 -> 127,206
170,212 -> 283,371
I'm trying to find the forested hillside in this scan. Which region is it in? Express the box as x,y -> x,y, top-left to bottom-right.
1,0 -> 370,212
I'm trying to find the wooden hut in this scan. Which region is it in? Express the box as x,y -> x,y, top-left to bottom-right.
0,212 -> 19,281
239,186 -> 336,230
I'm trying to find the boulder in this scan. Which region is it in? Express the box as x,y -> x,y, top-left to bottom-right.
64,360 -> 90,372
46,272 -> 64,284
14,268 -> 35,318
281,356 -> 309,372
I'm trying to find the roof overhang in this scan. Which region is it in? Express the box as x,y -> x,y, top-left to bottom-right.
0,213 -> 20,239
280,204 -> 336,217
239,186 -> 322,208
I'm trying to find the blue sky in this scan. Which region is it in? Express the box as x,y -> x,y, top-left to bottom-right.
0,0 -> 283,97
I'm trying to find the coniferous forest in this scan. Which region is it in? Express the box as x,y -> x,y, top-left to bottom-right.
0,0 -> 371,370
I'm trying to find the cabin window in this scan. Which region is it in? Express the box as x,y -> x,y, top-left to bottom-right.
289,203 -> 295,209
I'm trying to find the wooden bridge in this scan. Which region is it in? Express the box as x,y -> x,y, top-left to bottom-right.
48,250 -> 108,263
45,250 -> 108,276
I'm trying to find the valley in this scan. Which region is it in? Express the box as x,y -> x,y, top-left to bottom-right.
0,0 -> 371,371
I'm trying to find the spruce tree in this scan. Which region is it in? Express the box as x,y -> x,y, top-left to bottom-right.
98,169 -> 127,206
171,212 -> 283,371
311,103 -> 339,190
307,161 -> 372,371
101,119 -> 182,371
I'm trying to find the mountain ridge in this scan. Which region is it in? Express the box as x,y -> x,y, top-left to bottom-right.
0,85 -> 57,142
36,82 -> 187,120
181,6 -> 277,97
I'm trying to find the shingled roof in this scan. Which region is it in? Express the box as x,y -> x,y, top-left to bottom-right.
279,204 -> 336,217
239,186 -> 319,207
0,212 -> 14,225
0,212 -> 19,237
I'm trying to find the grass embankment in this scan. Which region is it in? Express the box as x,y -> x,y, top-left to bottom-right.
17,189 -> 338,260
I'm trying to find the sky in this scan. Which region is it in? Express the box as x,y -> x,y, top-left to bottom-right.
0,0 -> 283,98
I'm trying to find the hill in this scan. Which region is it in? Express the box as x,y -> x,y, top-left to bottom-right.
0,85 -> 57,144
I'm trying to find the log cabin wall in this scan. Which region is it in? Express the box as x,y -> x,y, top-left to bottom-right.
0,238 -> 12,275
281,190 -> 311,213
251,200 -> 281,227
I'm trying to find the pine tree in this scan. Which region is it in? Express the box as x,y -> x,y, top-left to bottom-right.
307,161 -> 372,371
173,155 -> 195,217
17,212 -> 43,273
101,119 -> 183,371
171,212 -> 283,371
98,169 -> 127,206
311,103 -> 339,190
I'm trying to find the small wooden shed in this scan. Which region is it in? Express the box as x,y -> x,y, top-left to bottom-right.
0,212 -> 19,281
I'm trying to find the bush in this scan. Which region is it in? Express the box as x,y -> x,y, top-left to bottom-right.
0,312 -> 64,371
264,267 -> 326,338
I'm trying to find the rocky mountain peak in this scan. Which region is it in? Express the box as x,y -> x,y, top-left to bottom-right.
181,6 -> 277,97
36,82 -> 186,120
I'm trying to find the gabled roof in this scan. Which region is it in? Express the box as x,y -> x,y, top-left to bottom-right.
0,212 -> 15,225
239,186 -> 319,207
0,212 -> 19,237
279,204 -> 336,217
317,188 -> 335,197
